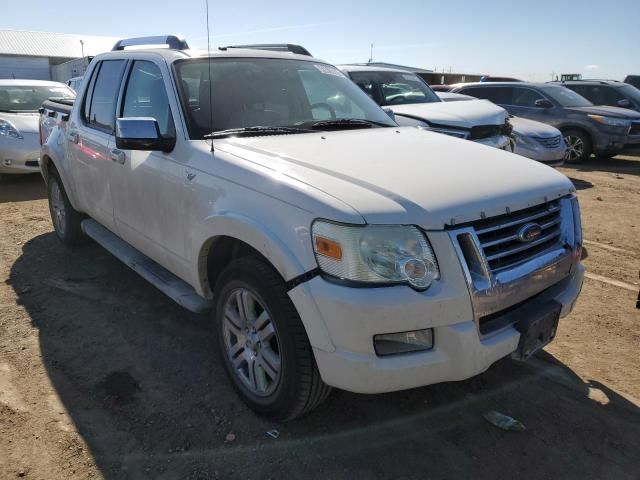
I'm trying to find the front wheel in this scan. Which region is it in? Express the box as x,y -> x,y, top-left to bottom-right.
47,171 -> 85,246
214,256 -> 331,421
563,129 -> 592,163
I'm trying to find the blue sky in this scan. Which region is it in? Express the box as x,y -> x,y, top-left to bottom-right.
3,0 -> 639,81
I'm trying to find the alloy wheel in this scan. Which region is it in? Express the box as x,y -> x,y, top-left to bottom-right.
222,288 -> 281,396
50,178 -> 67,236
564,135 -> 584,162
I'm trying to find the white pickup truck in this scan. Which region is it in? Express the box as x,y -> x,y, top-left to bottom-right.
40,36 -> 584,421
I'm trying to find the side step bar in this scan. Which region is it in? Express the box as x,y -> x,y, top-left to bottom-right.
81,219 -> 211,313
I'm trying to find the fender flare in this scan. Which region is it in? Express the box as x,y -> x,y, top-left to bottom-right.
193,213 -> 334,352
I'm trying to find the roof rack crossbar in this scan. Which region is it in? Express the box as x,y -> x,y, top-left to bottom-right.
112,35 -> 189,51
221,43 -> 312,56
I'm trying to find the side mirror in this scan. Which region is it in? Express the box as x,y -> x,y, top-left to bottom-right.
382,108 -> 396,121
534,99 -> 553,108
115,118 -> 175,152
617,99 -> 631,108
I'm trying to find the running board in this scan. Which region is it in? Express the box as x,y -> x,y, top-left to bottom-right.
81,219 -> 211,313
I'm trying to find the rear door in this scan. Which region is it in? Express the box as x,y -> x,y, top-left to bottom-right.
69,59 -> 126,231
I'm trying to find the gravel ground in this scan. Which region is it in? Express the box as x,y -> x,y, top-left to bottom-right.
1,156 -> 639,479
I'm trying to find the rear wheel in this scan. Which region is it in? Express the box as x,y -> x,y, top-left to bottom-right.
563,129 -> 592,163
47,171 -> 85,246
214,256 -> 331,421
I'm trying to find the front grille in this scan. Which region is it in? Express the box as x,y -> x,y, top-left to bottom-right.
468,123 -> 510,140
469,200 -> 563,273
533,135 -> 562,148
629,123 -> 640,136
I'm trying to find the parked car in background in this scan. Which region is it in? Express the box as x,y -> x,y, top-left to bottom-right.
66,76 -> 84,93
451,82 -> 640,162
551,80 -> 640,113
430,84 -> 452,92
623,75 -> 640,90
481,75 -> 522,82
0,79 -> 75,175
340,65 -> 512,150
439,92 -> 566,166
40,35 -> 584,421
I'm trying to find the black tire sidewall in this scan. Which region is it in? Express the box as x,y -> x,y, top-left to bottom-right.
214,258 -> 307,417
47,173 -> 70,242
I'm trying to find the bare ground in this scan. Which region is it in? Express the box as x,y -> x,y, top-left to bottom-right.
0,156 -> 639,480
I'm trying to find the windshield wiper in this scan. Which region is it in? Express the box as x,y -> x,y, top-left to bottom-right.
309,118 -> 393,130
205,126 -> 314,139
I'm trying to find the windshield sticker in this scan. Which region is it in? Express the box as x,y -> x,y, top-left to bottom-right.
402,74 -> 418,81
314,64 -> 344,77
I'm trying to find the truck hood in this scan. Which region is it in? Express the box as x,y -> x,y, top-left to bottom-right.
567,105 -> 640,119
510,116 -> 561,137
219,127 -> 574,229
389,99 -> 507,129
0,112 -> 40,134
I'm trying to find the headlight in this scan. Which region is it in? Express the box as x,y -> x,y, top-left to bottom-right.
587,114 -> 631,128
513,132 -> 534,146
311,221 -> 439,290
0,119 -> 23,139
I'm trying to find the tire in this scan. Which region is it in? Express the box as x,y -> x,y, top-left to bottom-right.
47,170 -> 85,246
563,129 -> 592,163
214,256 -> 331,421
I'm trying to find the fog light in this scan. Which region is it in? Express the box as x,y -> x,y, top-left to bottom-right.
374,328 -> 434,356
3,159 -> 12,166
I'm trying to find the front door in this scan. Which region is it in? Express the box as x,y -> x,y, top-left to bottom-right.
109,59 -> 191,278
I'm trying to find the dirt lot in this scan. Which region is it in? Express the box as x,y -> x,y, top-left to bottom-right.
1,156 -> 639,480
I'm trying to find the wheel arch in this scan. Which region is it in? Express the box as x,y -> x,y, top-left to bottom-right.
194,214 -> 334,352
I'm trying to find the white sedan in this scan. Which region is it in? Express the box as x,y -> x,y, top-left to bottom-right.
1,79 -> 75,174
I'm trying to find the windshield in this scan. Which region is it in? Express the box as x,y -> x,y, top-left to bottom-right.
618,84 -> 640,104
174,58 -> 396,139
0,85 -> 75,112
542,85 -> 592,108
348,71 -> 441,106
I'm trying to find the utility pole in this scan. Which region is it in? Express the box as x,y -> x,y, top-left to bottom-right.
368,44 -> 373,64
80,39 -> 85,66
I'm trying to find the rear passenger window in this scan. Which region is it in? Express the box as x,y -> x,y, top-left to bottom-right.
511,87 -> 544,107
85,60 -> 126,132
121,61 -> 174,137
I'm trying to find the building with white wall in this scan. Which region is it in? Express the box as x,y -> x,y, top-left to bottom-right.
0,30 -> 118,81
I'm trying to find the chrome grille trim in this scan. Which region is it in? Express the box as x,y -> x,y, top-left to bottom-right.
447,195 -> 581,336
480,217 -> 561,249
484,228 -> 561,262
533,135 -> 562,148
475,204 -> 560,235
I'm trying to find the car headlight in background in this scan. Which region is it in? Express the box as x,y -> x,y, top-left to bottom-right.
587,114 -> 631,128
312,221 -> 439,290
0,119 -> 23,139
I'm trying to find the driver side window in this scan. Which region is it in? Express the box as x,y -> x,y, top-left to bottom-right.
121,61 -> 175,137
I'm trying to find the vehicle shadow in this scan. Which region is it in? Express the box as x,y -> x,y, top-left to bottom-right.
563,155 -> 640,177
0,174 -> 47,203
568,177 -> 594,190
10,233 -> 640,480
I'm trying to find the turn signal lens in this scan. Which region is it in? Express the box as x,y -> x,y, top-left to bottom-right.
314,236 -> 343,260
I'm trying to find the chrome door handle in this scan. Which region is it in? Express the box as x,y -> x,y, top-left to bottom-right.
68,131 -> 79,144
110,149 -> 126,165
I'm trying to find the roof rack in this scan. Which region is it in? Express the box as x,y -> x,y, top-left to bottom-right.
220,44 -> 312,56
112,35 -> 189,51
558,78 -> 621,84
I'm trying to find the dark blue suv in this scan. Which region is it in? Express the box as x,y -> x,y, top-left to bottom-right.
452,82 -> 640,162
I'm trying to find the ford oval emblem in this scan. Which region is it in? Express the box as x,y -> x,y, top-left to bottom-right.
517,223 -> 543,243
